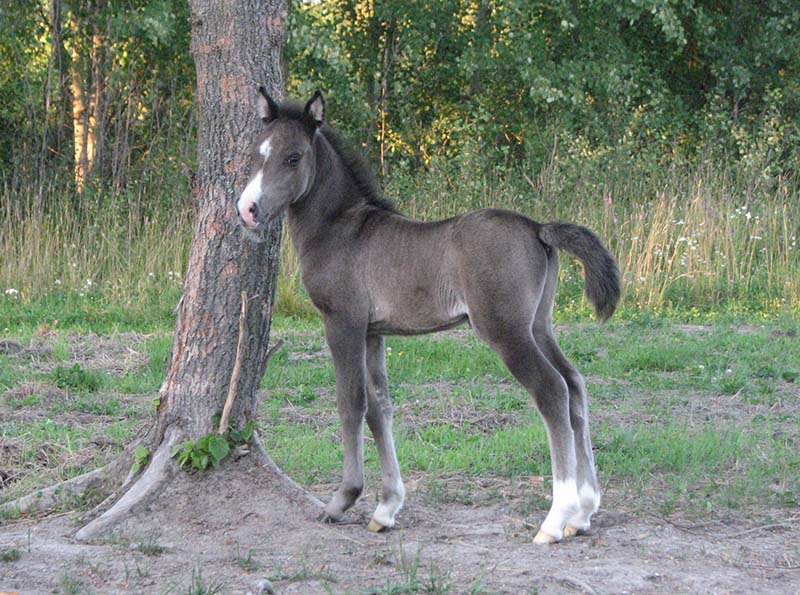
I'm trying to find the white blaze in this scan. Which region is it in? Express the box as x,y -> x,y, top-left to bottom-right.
259,138 -> 272,158
237,171 -> 263,226
237,138 -> 273,227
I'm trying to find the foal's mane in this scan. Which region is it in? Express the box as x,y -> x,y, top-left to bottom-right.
279,101 -> 396,213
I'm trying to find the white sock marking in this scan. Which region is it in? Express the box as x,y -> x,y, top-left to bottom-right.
578,482 -> 601,512
566,482 -> 601,531
539,478 -> 580,539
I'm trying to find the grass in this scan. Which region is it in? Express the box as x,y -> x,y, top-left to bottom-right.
0,153 -> 798,538
0,547 -> 22,562
186,562 -> 225,595
260,318 -> 800,514
363,546 -> 454,594
2,153 -> 799,321
1,306 -> 798,522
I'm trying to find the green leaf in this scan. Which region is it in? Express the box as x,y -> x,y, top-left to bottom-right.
134,445 -> 149,463
131,445 -> 150,474
231,421 -> 255,444
208,435 -> 230,464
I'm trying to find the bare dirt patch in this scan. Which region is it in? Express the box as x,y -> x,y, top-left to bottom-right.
1,457 -> 798,594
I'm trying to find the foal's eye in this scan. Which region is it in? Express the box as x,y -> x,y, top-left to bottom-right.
286,153 -> 302,167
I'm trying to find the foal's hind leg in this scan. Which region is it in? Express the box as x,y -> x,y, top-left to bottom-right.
533,328 -> 600,536
364,335 -> 405,531
321,318 -> 368,522
534,251 -> 601,536
471,315 -> 580,543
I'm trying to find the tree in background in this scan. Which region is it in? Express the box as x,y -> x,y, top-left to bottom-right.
287,0 -> 800,174
1,0 -> 798,211
0,0 -> 193,202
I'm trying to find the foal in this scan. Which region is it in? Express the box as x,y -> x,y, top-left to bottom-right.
237,90 -> 620,543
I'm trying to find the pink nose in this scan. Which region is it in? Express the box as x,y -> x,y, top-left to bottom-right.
239,202 -> 259,227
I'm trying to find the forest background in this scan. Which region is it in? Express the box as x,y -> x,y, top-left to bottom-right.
1,0 -> 799,319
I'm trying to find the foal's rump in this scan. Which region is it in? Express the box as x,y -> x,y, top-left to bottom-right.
449,209 -> 620,323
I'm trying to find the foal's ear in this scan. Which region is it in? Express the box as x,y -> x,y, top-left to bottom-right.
257,86 -> 279,123
304,91 -> 325,127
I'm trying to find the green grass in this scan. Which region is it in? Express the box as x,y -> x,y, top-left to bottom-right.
1,294 -> 798,521
0,547 -> 22,562
255,317 -> 800,516
362,547 -> 455,595
111,336 -> 173,394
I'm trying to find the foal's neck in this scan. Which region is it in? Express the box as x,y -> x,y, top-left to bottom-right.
286,131 -> 368,256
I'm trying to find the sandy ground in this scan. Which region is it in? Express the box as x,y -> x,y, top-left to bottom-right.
1,456 -> 798,594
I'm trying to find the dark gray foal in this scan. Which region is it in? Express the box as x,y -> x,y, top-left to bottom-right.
237,90 -> 620,543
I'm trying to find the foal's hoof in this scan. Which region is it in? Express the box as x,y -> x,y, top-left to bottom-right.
318,511 -> 343,524
562,523 -> 585,538
533,530 -> 559,545
367,518 -> 388,533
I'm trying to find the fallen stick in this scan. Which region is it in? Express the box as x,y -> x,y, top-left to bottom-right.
219,291 -> 249,435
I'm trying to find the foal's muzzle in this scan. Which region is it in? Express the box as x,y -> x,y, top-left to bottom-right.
238,201 -> 260,229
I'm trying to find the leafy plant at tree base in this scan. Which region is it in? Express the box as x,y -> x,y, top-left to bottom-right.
229,420 -> 255,444
171,420 -> 255,472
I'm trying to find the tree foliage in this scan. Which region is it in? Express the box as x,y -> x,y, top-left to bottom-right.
287,0 -> 800,173
1,0 -> 799,205
0,0 -> 192,203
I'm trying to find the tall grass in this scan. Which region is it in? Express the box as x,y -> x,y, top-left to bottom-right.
2,154 -> 798,320
0,185 -> 190,309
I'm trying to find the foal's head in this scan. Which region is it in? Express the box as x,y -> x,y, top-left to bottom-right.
236,88 -> 325,230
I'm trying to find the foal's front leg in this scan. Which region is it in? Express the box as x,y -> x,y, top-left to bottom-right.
321,319 -> 368,522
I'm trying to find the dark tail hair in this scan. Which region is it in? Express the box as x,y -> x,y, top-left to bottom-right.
538,222 -> 621,321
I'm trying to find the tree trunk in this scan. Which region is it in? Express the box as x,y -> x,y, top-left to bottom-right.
86,0 -> 107,182
70,0 -> 321,541
153,0 -> 289,439
53,0 -> 71,159
70,10 -> 89,192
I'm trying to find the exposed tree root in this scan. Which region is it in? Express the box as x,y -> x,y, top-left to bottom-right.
252,429 -> 324,516
0,439 -> 139,518
74,426 -> 183,541
0,467 -> 106,517
4,421 -> 322,543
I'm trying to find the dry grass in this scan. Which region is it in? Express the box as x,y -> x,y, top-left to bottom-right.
1,157 -> 798,316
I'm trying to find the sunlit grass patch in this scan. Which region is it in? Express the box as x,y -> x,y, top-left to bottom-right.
111,335 -> 172,394
257,318 -> 800,517
597,422 -> 800,513
0,291 -> 798,523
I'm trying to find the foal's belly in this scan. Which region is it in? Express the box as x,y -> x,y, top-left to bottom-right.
366,284 -> 469,336
367,314 -> 469,336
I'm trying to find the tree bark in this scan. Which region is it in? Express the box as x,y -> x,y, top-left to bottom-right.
153,0 -> 288,440
1,0 -> 316,536
86,0 -> 107,181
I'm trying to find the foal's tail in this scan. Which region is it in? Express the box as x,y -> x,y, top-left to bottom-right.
538,223 -> 621,321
